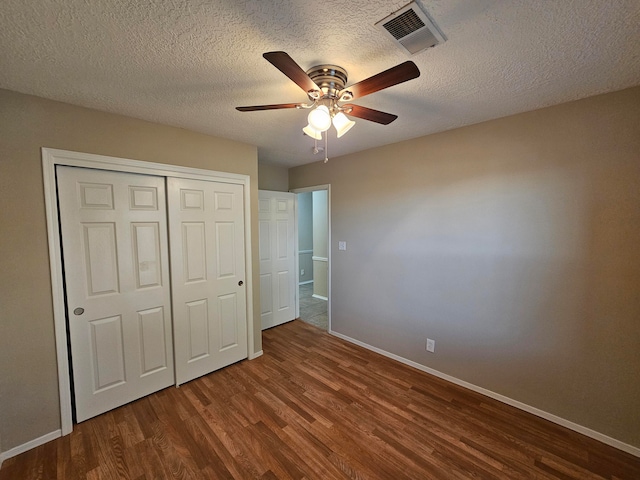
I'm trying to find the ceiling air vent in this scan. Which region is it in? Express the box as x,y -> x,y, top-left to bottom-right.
376,2 -> 445,55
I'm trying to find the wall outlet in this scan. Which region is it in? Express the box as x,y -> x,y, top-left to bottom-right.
426,338 -> 435,353
301,269 -> 305,276
338,241 -> 347,251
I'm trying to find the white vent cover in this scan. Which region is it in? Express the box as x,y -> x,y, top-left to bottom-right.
376,2 -> 445,55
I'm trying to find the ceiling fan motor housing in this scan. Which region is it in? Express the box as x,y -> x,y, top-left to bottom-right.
306,64 -> 348,99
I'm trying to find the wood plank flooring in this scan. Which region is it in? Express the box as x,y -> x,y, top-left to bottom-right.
2,320 -> 639,479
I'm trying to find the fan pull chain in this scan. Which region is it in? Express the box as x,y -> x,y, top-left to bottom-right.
324,132 -> 329,163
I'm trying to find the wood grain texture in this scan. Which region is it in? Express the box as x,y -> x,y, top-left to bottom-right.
2,320 -> 638,479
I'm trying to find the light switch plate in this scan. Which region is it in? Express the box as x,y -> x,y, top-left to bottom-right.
426,338 -> 435,352
338,241 -> 347,251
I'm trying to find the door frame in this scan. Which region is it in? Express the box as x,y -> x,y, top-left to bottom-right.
42,147 -> 256,436
290,185 -> 331,332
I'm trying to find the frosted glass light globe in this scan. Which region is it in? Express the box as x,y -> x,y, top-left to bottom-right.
308,105 -> 331,132
302,124 -> 322,140
332,112 -> 355,138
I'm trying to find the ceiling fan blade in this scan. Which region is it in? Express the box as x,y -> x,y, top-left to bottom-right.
263,51 -> 320,93
342,105 -> 398,125
341,61 -> 420,100
236,103 -> 302,112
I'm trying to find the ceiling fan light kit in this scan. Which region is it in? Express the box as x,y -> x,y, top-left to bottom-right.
332,112 -> 356,138
307,105 -> 332,132
236,51 -> 420,162
302,124 -> 323,140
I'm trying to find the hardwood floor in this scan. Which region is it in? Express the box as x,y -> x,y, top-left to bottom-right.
2,320 -> 639,479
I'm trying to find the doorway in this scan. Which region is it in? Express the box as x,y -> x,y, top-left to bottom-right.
293,186 -> 330,331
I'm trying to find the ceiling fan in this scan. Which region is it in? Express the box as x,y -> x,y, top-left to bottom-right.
236,51 -> 420,153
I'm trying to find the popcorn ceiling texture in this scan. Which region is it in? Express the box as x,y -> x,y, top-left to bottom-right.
1,0 -> 639,166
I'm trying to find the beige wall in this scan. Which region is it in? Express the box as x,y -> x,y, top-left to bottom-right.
0,89 -> 261,452
289,86 -> 640,448
258,163 -> 289,191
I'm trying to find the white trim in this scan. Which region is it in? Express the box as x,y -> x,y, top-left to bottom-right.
329,330 -> 640,458
248,350 -> 264,360
0,430 -> 62,465
312,294 -> 328,301
42,153 -> 74,436
298,280 -> 313,285
311,256 -> 328,262
298,249 -> 313,255
42,147 -> 255,438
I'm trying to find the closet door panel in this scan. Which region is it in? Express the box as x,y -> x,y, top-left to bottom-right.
169,178 -> 248,385
57,166 -> 174,422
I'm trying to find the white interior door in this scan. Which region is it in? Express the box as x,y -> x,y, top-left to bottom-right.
168,178 -> 248,385
57,166 -> 174,422
259,191 -> 296,330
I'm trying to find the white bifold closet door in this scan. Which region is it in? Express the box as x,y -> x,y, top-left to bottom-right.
259,190 -> 296,330
57,166 -> 175,422
57,166 -> 249,421
168,178 -> 248,385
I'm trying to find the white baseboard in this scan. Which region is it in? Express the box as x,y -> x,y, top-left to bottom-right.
329,330 -> 640,458
248,349 -> 263,360
311,294 -> 328,301
0,429 -> 62,466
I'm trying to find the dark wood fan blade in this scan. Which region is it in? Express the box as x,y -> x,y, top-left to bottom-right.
342,104 -> 398,125
236,103 -> 302,112
341,61 -> 420,100
263,51 -> 319,93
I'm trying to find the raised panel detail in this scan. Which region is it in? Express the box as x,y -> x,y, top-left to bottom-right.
129,186 -> 158,210
218,293 -> 238,350
258,198 -> 270,213
138,307 -> 167,376
259,221 -> 271,261
80,182 -> 113,209
276,199 -> 288,212
277,271 -> 290,310
132,223 -> 162,289
260,274 -> 273,315
89,315 -> 126,392
83,223 -> 119,296
216,222 -> 235,278
215,192 -> 233,211
277,220 -> 288,260
186,299 -> 209,361
182,222 -> 206,283
258,191 -> 295,331
181,189 -> 204,210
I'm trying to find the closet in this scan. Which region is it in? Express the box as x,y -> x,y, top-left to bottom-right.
57,165 -> 247,422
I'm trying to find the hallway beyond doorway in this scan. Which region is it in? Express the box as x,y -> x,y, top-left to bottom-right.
299,283 -> 327,330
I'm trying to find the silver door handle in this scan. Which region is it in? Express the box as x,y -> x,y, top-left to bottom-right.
73,307 -> 84,316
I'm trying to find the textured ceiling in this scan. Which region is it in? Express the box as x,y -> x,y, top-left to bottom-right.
1,0 -> 639,166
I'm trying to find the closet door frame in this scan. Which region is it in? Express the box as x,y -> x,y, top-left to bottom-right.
42,147 -> 257,437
